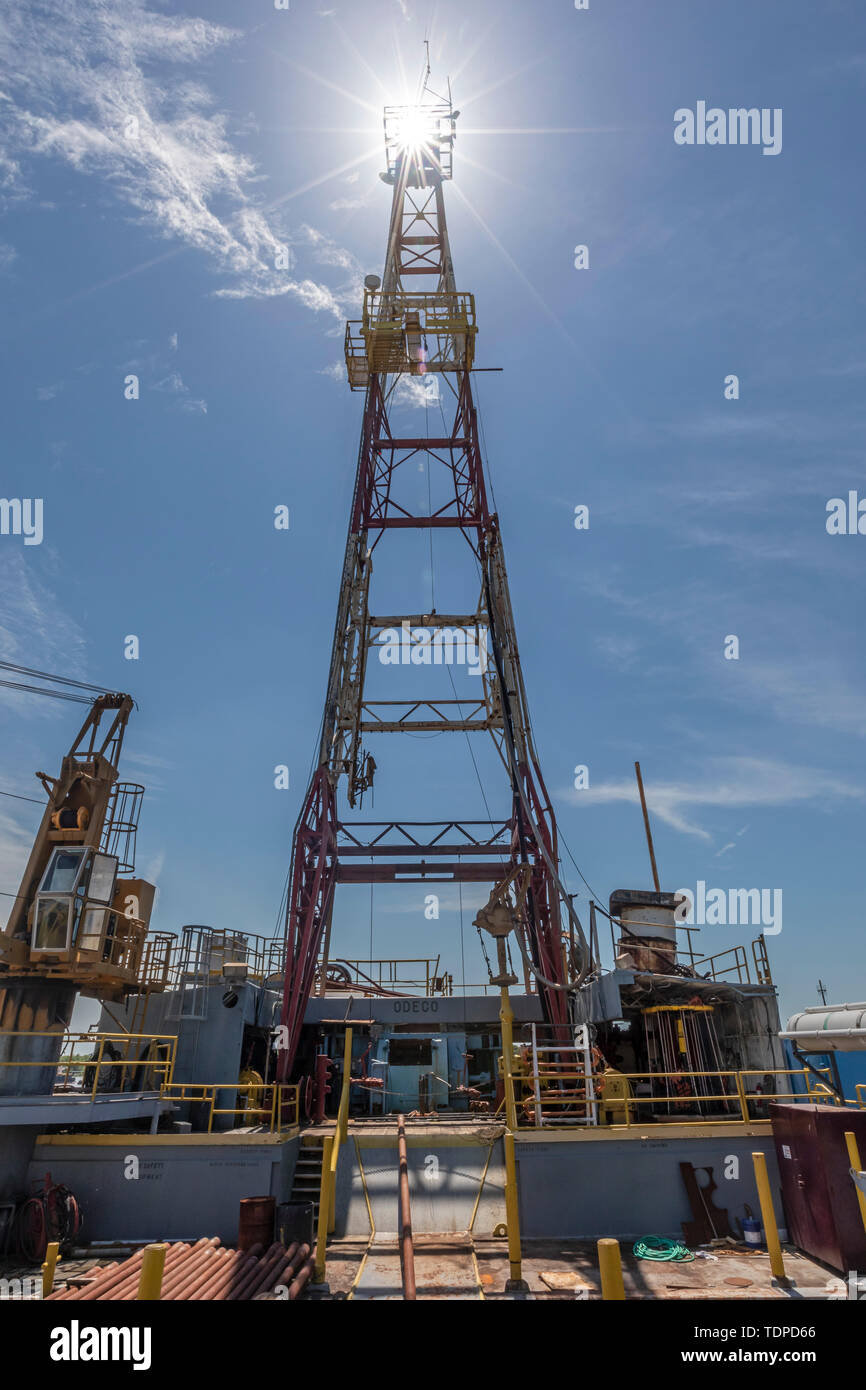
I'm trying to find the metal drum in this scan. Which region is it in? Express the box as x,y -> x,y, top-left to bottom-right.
238,1195 -> 275,1251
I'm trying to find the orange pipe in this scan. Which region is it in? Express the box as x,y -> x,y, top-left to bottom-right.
47,1260 -> 119,1301
288,1253 -> 315,1300
398,1115 -> 416,1301
225,1242 -> 296,1302
224,1243 -> 286,1302
155,1241 -> 223,1301
110,1241 -> 192,1301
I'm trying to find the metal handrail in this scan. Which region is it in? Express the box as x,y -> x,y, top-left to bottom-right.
158,1081 -> 299,1133
0,1030 -> 177,1099
691,944 -> 750,983
513,1063 -> 836,1129
314,1028 -> 353,1283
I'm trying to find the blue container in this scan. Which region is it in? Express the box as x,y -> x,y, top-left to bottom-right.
742,1217 -> 762,1247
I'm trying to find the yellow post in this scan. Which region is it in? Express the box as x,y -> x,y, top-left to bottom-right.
91,1038 -> 105,1100
499,985 -> 525,1288
751,1151 -> 786,1282
598,1237 -> 626,1300
340,1026 -> 353,1145
42,1241 -> 59,1298
328,1027 -> 353,1230
844,1132 -> 866,1237
734,1072 -> 750,1124
328,1152 -> 337,1233
136,1243 -> 167,1300
314,1135 -> 334,1283
499,987 -> 518,1132
503,1132 -> 523,1285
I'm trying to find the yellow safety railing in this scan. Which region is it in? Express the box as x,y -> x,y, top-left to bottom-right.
0,1031 -> 176,1098
158,1081 -> 299,1133
314,1027 -> 353,1284
856,1084 -> 866,1110
344,291 -> 478,389
513,1062 -> 837,1129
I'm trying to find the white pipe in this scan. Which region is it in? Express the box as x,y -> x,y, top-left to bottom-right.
795,1002 -> 866,1015
781,1028 -> 866,1038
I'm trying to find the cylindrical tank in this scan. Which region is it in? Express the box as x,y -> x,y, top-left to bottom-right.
609,890 -> 680,973
238,1196 -> 276,1252
0,982 -> 76,1096
783,1004 -> 866,1051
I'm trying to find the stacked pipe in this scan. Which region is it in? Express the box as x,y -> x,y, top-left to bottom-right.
46,1237 -> 313,1301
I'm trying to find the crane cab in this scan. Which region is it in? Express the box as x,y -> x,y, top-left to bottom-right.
27,844 -> 152,993
32,845 -> 118,955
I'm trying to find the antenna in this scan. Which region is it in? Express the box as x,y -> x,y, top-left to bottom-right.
634,761 -> 661,894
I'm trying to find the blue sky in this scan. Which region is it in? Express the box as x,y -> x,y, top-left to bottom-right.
1,0 -> 864,1027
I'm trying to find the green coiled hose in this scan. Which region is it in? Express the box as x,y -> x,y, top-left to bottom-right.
632,1235 -> 695,1262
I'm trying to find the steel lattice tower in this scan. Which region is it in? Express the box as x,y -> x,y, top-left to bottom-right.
278,94 -> 587,1079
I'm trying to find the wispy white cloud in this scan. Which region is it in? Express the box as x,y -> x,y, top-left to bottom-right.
594,634 -> 641,670
122,750 -> 172,796
123,751 -> 173,770
736,659 -> 866,739
575,567 -> 866,741
142,850 -> 165,885
563,756 -> 863,841
0,553 -> 87,717
0,0 -> 346,311
392,375 -> 440,408
319,361 -> 346,382
121,334 -> 207,412
0,805 -> 41,929
153,369 -> 206,414
374,884 -> 487,916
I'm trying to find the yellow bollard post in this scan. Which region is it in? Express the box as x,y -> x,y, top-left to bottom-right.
136,1243 -> 167,1300
499,987 -> 518,1132
503,1133 -> 523,1286
751,1151 -> 787,1283
499,985 -> 527,1291
844,1132 -> 866,1237
315,1134 -> 334,1283
328,1154 -> 337,1232
42,1241 -> 59,1298
598,1237 -> 626,1300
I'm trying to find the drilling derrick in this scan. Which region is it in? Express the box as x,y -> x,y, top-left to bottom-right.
279,91 -> 587,1079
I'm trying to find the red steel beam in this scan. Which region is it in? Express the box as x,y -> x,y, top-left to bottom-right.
336,861 -> 507,883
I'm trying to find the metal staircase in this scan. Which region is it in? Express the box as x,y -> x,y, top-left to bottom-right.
290,1137 -> 326,1224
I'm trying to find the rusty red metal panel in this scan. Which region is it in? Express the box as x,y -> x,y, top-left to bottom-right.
771,1102 -> 866,1273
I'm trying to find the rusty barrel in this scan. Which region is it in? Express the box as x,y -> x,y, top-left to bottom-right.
238,1196 -> 276,1252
